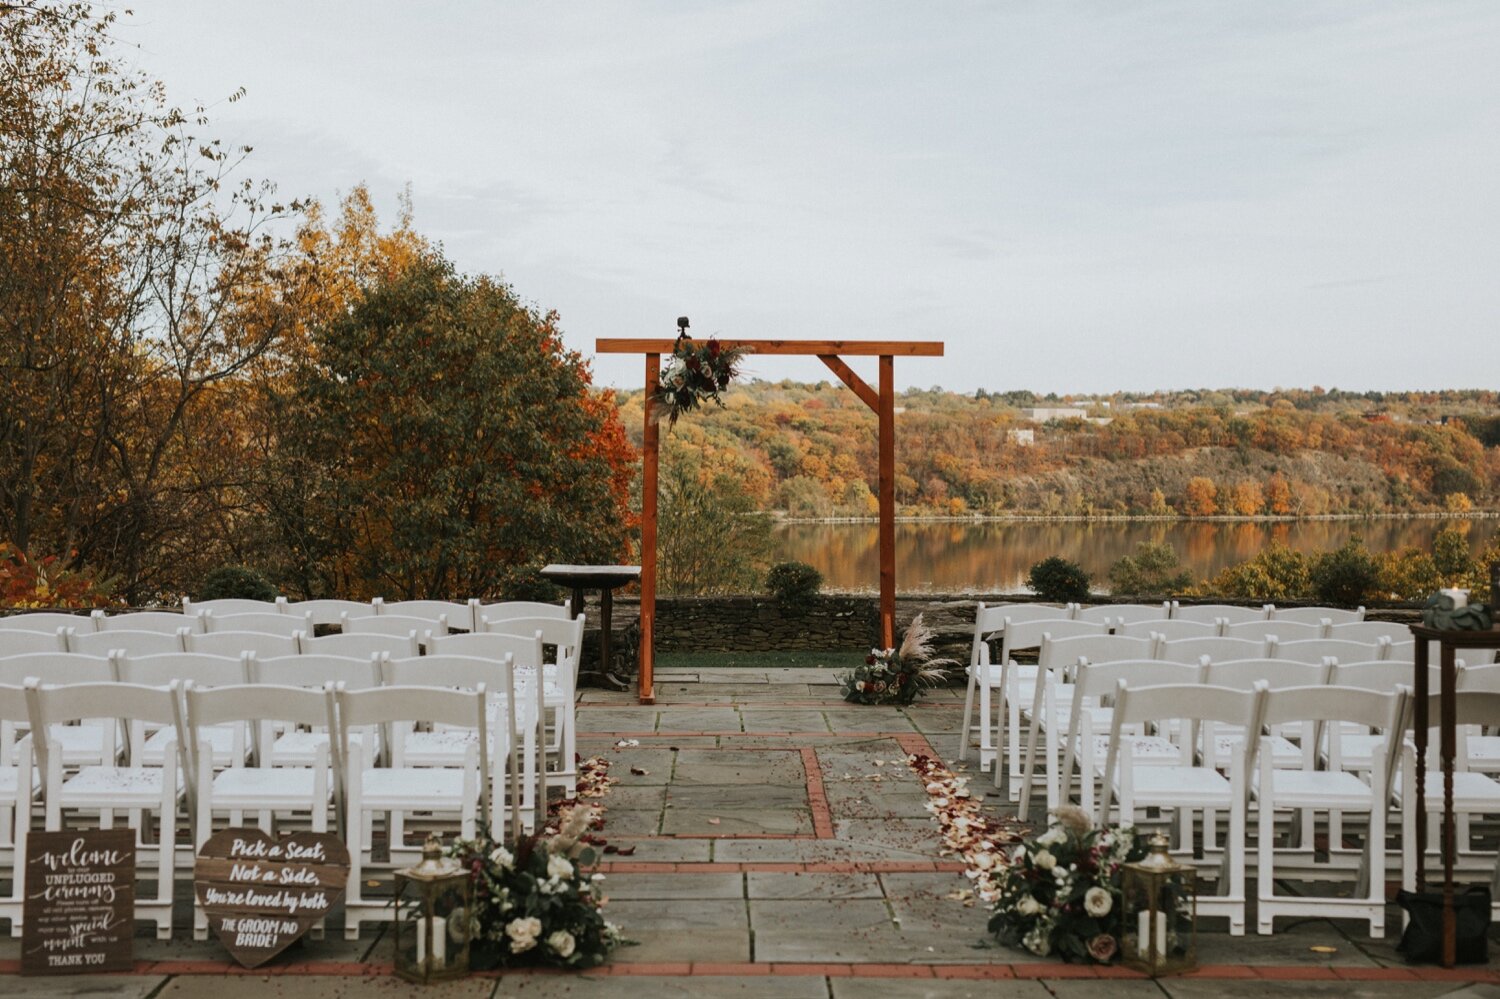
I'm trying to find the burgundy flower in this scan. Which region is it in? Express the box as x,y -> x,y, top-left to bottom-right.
708,339 -> 721,356
866,655 -> 877,665
1087,934 -> 1118,963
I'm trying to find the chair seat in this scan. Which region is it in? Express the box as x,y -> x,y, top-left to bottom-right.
145,723 -> 240,767
61,766 -> 183,807
1114,765 -> 1232,806
1394,770 -> 1500,810
212,767 -> 328,806
1468,736 -> 1500,771
273,730 -> 374,766
403,728 -> 513,767
1214,734 -> 1301,767
1257,769 -> 1373,808
359,767 -> 468,809
46,723 -> 113,766
0,765 -> 39,797
1080,734 -> 1179,772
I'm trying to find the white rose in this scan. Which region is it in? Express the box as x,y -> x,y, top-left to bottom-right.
1084,886 -> 1113,917
506,916 -> 542,952
547,929 -> 577,958
1033,849 -> 1057,871
1037,826 -> 1068,847
1017,894 -> 1043,916
1012,845 -> 1027,862
488,846 -> 514,869
547,854 -> 574,880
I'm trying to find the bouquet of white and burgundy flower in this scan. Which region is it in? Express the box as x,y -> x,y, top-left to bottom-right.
839,613 -> 954,706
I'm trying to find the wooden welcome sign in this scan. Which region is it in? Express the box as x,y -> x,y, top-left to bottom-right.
22,828 -> 135,975
193,828 -> 350,968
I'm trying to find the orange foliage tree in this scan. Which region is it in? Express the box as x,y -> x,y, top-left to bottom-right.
1182,477 -> 1219,517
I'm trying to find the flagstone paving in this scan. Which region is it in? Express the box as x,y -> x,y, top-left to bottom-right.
5,663 -> 1500,996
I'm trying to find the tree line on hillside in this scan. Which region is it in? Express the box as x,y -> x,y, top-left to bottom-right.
1,4 -> 634,604
617,381 -> 1499,519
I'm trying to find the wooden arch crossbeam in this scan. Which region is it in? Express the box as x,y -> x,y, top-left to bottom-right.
596,338 -> 945,704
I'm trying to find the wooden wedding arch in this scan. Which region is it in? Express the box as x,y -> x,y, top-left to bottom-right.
596,337 -> 945,704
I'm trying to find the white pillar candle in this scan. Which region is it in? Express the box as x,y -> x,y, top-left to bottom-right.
415,917 -> 426,965
1441,588 -> 1469,608
431,916 -> 446,968
1137,910 -> 1167,959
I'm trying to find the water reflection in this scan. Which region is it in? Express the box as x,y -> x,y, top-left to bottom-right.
776,519 -> 1500,593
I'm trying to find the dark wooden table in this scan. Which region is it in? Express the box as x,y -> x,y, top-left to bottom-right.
539,564 -> 640,683
1410,624 -> 1500,967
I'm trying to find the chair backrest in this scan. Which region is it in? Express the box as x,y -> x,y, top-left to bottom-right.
0,612 -> 95,633
425,630 -> 543,670
1000,618 -> 1106,659
183,597 -> 284,617
475,615 -> 585,660
336,684 -> 490,812
281,598 -> 378,627
1330,660 -> 1435,692
1072,658 -> 1206,700
0,627 -> 68,656
67,627 -> 186,658
185,681 -> 332,730
186,630 -> 301,660
0,652 -> 116,686
474,600 -> 572,624
1118,619 -> 1217,641
379,599 -> 477,632
93,609 -> 205,634
254,653 -> 383,690
1172,602 -> 1269,624
1458,664 -> 1500,694
1272,605 -> 1364,625
1154,636 -> 1267,665
1203,657 -> 1329,690
971,603 -> 1074,664
300,630 -> 421,660
25,679 -> 181,773
1262,685 -> 1405,763
113,652 -> 247,688
1075,602 -> 1172,626
1406,691 -> 1500,732
205,611 -> 312,637
383,653 -> 515,696
1222,619 -> 1326,643
1038,633 -> 1155,669
342,613 -> 446,639
1384,639 -> 1416,663
1327,621 -> 1411,645
1269,638 -> 1383,666
1106,680 -> 1269,784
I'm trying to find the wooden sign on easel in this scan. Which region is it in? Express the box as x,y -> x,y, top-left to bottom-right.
21,829 -> 135,975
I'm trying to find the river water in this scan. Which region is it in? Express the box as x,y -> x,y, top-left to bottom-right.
775,518 -> 1500,594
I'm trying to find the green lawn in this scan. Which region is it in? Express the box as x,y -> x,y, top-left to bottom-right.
654,648 -> 865,670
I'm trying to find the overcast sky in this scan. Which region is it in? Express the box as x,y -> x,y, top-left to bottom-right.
119,2 -> 1500,394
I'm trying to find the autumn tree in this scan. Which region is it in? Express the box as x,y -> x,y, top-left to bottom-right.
265,252 -> 634,599
657,442 -> 773,596
1108,542 -> 1193,596
1265,473 -> 1293,515
1182,477 -> 1219,517
1229,480 -> 1264,517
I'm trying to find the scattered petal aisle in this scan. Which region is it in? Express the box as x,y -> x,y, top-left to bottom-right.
907,753 -> 1027,906
546,755 -> 615,837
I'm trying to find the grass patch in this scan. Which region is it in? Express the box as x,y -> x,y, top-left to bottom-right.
655,648 -> 865,670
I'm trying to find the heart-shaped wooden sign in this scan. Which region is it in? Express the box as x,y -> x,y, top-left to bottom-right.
193,828 -> 350,969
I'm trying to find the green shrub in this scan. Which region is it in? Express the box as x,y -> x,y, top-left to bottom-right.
1202,542 -> 1311,602
1027,556 -> 1091,603
766,561 -> 823,605
1375,547 -> 1443,601
1107,542 -> 1193,596
197,566 -> 277,602
1433,527 -> 1474,584
1309,539 -> 1380,607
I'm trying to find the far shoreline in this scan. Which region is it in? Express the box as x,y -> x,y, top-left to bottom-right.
775,510 -> 1500,526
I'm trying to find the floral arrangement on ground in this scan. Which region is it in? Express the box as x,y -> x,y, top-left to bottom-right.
988,806 -> 1146,963
447,757 -> 624,969
652,334 -> 750,429
840,612 -> 955,705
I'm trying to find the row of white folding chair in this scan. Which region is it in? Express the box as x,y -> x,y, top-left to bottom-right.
0,686 -> 34,936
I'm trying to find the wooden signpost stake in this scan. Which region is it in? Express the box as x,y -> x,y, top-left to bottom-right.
596,337 -> 944,704
22,829 -> 135,975
194,828 -> 351,969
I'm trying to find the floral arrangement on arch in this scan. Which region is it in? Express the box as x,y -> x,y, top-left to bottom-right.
447,805 -> 625,969
651,326 -> 750,430
988,806 -> 1146,963
839,613 -> 955,706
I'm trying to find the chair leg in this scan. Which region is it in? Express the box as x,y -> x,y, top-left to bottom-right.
957,673 -> 976,761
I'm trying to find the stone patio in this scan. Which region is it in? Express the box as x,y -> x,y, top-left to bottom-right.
4,664 -> 1500,996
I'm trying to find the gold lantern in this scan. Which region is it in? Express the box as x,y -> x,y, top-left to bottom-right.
393,835 -> 473,983
1120,832 -> 1197,976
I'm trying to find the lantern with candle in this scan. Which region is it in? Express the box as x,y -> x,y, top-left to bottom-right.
1120,833 -> 1197,976
393,835 -> 473,983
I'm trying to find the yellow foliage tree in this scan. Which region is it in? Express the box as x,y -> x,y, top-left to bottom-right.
1230,480 -> 1264,517
1183,476 -> 1219,517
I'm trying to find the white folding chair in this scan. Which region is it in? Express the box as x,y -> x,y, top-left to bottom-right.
25,680 -> 185,938
183,682 -> 335,939
1255,685 -> 1404,937
1223,620 -> 1327,643
252,654 -> 384,769
0,627 -> 68,657
471,613 -> 586,793
182,597 -> 283,617
1074,602 -> 1172,627
1270,638 -> 1383,665
1014,633 -> 1157,815
204,610 -> 312,638
94,610 -> 205,634
379,599 -> 478,633
1099,680 -> 1268,936
342,613 -> 446,647
335,684 -> 489,937
1117,619 -> 1219,641
0,612 -> 95,634
1273,605 -> 1364,625
1172,603 -> 1269,625
474,599 -> 571,624
0,653 -> 118,767
1154,636 -> 1269,664
299,630 -> 420,660
281,599 -> 378,628
113,652 -> 250,792
1329,621 -> 1412,646
0,685 -> 37,937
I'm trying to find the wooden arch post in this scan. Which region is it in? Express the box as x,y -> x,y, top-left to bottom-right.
596,338 -> 945,704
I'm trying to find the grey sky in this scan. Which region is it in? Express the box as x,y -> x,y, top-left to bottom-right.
121,2 -> 1500,394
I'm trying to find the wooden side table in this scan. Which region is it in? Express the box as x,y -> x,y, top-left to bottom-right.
538,564 -> 641,687
1409,624 -> 1500,967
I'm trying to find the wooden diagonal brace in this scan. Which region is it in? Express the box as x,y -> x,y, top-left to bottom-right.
818,355 -> 879,413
